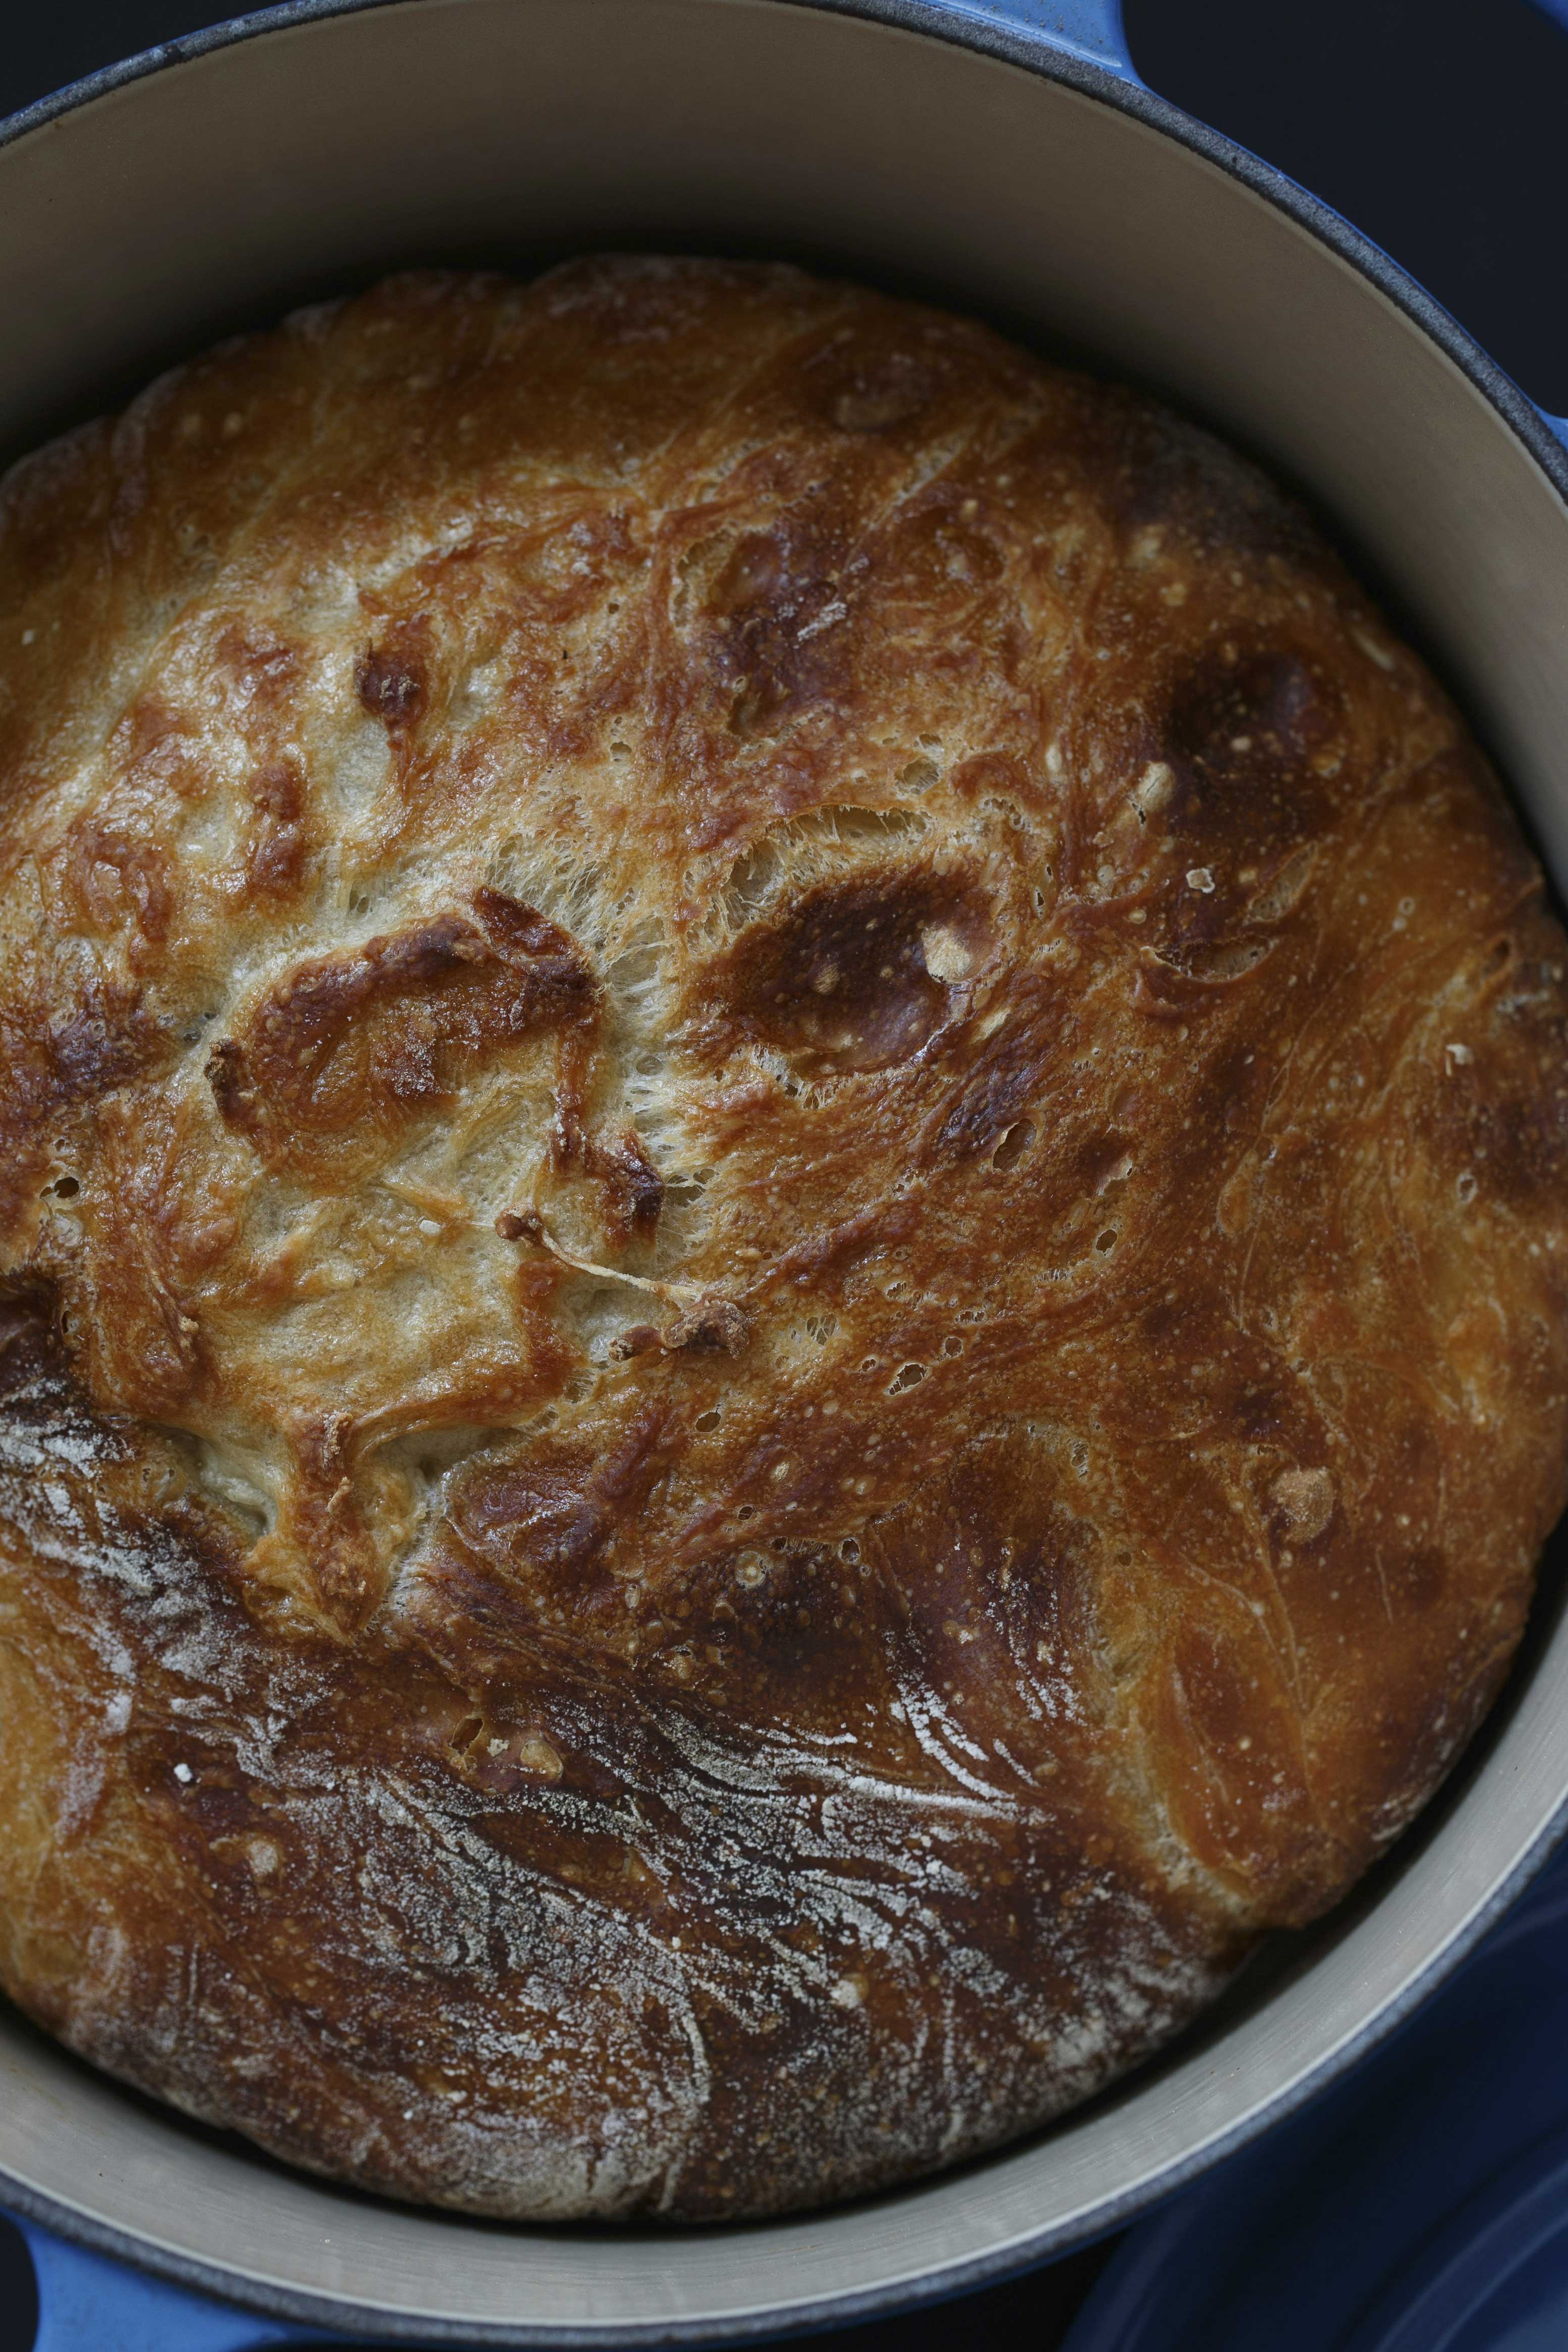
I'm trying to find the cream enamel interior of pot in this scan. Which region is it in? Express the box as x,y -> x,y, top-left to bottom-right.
3,0 -> 1568,2338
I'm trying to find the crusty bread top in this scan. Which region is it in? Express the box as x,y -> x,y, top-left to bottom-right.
0,258 -> 1565,2221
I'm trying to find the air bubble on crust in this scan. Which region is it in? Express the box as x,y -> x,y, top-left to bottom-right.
1248,843 -> 1317,923
334,861 -> 408,925
992,1120 -> 1034,1171
703,805 -> 930,945
896,755 -> 940,793
1177,938 -> 1273,983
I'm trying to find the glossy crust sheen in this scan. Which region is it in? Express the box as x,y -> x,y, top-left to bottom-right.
1,260 -> 1566,2222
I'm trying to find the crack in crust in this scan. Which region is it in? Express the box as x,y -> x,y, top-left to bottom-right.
0,257 -> 1565,2221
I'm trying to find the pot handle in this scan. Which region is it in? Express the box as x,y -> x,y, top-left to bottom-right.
1525,6 -> 1568,442
18,2214 -> 334,2351
946,1 -> 1136,76
976,1 -> 1568,447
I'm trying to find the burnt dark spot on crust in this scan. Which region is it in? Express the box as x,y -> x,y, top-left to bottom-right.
356,643 -> 427,728
1167,647 -> 1339,797
448,1408 -> 674,1588
1098,399 -> 1326,569
672,1537 -> 904,1729
866,1428 -> 1105,1735
208,891 -> 594,1181
934,1025 -> 1049,1162
46,987 -> 163,1102
818,354 -> 934,435
1129,646 -> 1346,980
1156,645 -> 1341,927
203,1037 -> 247,1121
706,524 -> 849,739
494,1207 -> 545,1243
1472,1074 -> 1568,1205
584,1130 -> 665,1241
1233,1386 -> 1293,1446
664,1291 -> 750,1355
469,885 -> 579,962
608,1322 -> 663,1361
618,1135 -> 665,1232
711,871 -> 990,1077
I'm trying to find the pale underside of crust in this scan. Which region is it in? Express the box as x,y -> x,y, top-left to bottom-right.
0,257 -> 1565,2220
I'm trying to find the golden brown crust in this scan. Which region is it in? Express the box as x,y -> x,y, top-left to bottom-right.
1,258 -> 1566,2218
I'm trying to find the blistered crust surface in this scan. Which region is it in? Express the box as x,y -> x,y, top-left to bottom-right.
0,260 -> 1565,2220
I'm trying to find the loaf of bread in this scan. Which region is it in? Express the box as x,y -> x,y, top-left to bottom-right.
1,258 -> 1565,2221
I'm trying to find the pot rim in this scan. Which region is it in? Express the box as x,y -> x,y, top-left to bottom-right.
3,2 -> 1567,2339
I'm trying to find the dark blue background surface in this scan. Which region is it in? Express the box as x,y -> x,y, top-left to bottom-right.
2,2 -> 1565,2344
